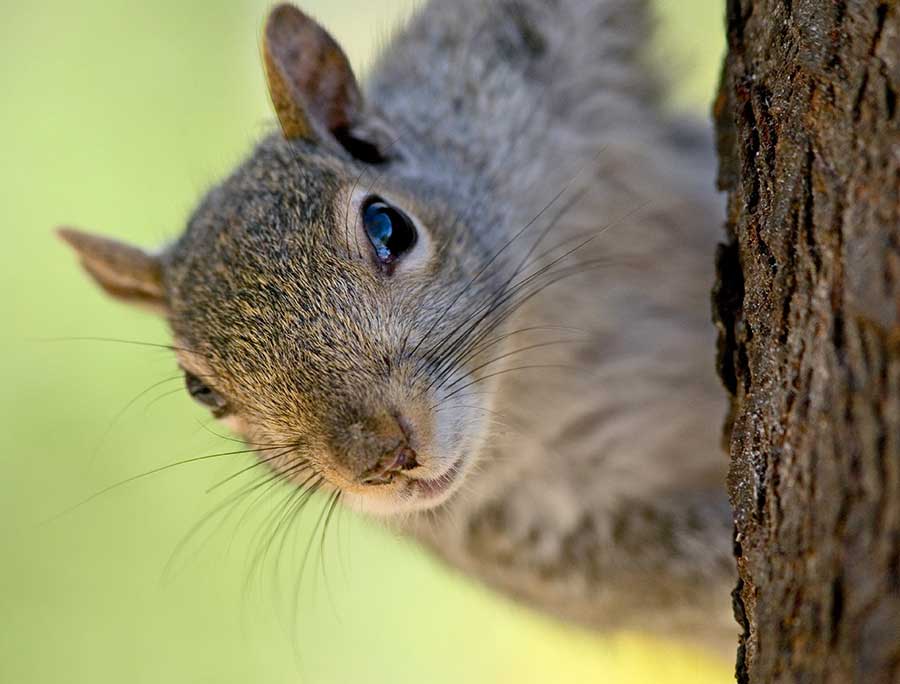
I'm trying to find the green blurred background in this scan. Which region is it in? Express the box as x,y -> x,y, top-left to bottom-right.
0,1 -> 728,682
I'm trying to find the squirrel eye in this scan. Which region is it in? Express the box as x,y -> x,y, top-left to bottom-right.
184,372 -> 229,417
362,197 -> 417,267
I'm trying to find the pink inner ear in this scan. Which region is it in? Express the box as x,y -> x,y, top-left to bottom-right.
263,3 -> 363,141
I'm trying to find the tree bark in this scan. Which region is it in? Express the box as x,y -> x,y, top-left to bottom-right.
713,0 -> 900,681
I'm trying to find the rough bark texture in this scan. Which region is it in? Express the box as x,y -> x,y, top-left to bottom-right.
713,0 -> 900,681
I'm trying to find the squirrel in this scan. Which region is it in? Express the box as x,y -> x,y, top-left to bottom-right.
59,0 -> 736,652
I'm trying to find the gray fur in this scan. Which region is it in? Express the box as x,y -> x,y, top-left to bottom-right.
66,0 -> 736,652
368,0 -> 735,648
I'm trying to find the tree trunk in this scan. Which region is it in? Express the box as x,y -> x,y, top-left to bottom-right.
713,0 -> 900,681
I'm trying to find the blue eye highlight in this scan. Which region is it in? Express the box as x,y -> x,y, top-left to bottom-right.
362,198 -> 417,268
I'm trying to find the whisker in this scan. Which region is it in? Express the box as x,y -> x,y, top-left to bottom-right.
408,175 -> 580,369
37,335 -> 207,358
421,170 -> 647,391
43,444 -> 292,524
433,326 -> 587,385
229,464 -> 317,559
437,364 -> 576,405
423,201 -> 641,391
242,474 -> 322,594
143,386 -> 189,411
315,489 -> 343,622
434,258 -> 617,384
206,445 -> 304,493
252,476 -> 315,589
417,183 -> 596,383
88,374 -> 183,467
290,482 -> 336,639
161,449 -> 304,582
191,420 -> 297,450
438,339 -> 579,393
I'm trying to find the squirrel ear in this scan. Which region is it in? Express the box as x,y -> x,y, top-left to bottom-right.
57,228 -> 168,315
262,4 -> 392,163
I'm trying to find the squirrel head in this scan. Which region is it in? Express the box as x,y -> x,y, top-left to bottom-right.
58,4 -> 516,516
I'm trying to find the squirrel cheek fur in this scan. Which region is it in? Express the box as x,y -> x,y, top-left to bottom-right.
60,0 -> 737,652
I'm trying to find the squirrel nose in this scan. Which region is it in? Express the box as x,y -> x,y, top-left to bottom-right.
359,444 -> 420,486
336,411 -> 420,485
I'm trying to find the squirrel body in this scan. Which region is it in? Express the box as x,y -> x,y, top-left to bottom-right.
61,0 -> 736,651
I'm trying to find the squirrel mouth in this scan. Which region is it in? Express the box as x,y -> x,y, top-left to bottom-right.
403,455 -> 466,500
